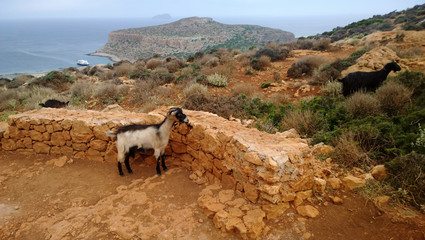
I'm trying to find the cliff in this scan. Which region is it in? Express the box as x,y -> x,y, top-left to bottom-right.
93,17 -> 295,61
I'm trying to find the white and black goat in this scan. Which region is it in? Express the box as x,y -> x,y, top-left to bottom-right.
106,107 -> 189,176
338,61 -> 401,97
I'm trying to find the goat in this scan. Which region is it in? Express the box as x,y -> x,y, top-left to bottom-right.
106,107 -> 189,176
39,99 -> 69,108
338,62 -> 401,97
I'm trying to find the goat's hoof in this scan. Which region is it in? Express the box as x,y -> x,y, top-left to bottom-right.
157,172 -> 162,176
119,173 -> 124,177
128,170 -> 133,174
163,167 -> 168,172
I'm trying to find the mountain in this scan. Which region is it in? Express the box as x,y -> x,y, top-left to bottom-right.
93,17 -> 295,61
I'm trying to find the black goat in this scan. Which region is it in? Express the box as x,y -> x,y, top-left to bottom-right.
338,62 -> 401,97
39,99 -> 69,108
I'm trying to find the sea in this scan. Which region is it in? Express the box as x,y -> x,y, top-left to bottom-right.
0,15 -> 369,77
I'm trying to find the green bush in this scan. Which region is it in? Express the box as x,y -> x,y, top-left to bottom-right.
260,82 -> 272,88
29,71 -> 74,92
386,152 -> 425,207
207,73 -> 228,87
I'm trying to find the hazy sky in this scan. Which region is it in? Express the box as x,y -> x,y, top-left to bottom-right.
0,0 -> 423,19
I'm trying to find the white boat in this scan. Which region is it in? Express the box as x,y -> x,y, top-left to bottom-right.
77,59 -> 89,66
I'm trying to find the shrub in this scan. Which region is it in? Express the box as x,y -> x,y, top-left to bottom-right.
254,47 -> 289,61
321,80 -> 342,98
183,83 -> 209,97
309,64 -> 341,85
267,93 -> 290,106
184,94 -> 247,119
345,91 -> 381,118
146,58 -> 163,70
114,62 -> 135,77
260,82 -> 272,88
8,75 -> 33,89
28,71 -> 74,92
0,89 -> 19,111
251,55 -> 271,71
94,83 -> 128,105
375,81 -> 412,116
287,55 -> 327,78
332,130 -> 370,168
207,73 -> 228,87
390,70 -> 425,106
313,38 -> 331,51
70,81 -> 94,101
386,152 -> 425,207
231,83 -> 256,98
130,80 -> 156,105
282,108 -> 325,137
389,46 -> 423,58
24,87 -> 61,111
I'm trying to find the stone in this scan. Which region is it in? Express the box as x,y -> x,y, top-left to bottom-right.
89,140 -> 107,152
243,209 -> 266,239
29,130 -> 44,141
70,120 -> 93,143
371,165 -> 388,180
327,177 -> 342,190
330,196 -> 343,205
244,183 -> 259,203
243,151 -> 263,166
314,177 -> 327,192
218,190 -> 234,203
1,139 -> 17,151
93,125 -> 110,141
170,141 -> 187,154
262,202 -> 290,220
33,142 -> 50,154
296,205 -> 319,218
342,175 -> 366,190
258,171 -> 280,184
258,184 -> 281,195
221,174 -> 236,190
33,125 -> 46,133
51,132 -> 66,146
213,210 -> 229,231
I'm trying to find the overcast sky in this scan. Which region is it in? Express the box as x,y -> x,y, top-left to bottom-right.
0,0 -> 423,19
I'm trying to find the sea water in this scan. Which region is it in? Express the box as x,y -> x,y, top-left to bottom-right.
0,15 -> 368,76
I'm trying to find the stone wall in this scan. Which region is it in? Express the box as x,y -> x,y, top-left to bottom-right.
1,107 -> 319,205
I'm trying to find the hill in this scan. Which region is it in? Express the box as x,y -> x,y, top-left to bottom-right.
92,17 -> 295,61
315,3 -> 425,41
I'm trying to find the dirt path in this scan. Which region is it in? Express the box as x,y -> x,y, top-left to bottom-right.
0,151 -> 424,240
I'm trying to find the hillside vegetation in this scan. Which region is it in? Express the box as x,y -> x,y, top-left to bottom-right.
1,4 -> 425,211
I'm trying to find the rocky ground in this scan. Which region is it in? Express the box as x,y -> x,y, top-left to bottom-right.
1,151 -> 424,240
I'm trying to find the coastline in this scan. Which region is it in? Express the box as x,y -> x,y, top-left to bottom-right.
89,52 -> 122,62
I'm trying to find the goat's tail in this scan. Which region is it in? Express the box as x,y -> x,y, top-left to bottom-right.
106,131 -> 117,139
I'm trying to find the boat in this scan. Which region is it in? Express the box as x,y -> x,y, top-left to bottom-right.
77,59 -> 90,66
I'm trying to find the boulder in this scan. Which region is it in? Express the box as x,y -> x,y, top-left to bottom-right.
296,205 -> 319,218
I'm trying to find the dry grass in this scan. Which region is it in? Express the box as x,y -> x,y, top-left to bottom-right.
146,58 -> 163,70
332,130 -> 370,168
114,62 -> 135,77
251,55 -> 271,71
321,80 -> 343,98
389,45 -> 424,58
24,87 -> 64,111
287,55 -> 328,78
70,81 -> 95,101
267,93 -> 291,105
345,91 -> 381,118
94,83 -> 128,105
183,83 -> 209,97
281,108 -> 325,137
376,81 -> 412,115
231,83 -> 256,97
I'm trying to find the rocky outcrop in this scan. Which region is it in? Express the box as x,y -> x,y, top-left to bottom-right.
93,17 -> 295,61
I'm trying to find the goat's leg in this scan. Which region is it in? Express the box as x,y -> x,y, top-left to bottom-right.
161,155 -> 168,172
156,156 -> 162,175
118,162 -> 124,176
124,152 -> 133,174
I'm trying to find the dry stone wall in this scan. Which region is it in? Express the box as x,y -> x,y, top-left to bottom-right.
1,107 -> 329,239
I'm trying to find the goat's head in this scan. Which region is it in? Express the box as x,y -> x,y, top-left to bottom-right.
167,107 -> 189,123
385,62 -> 401,72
